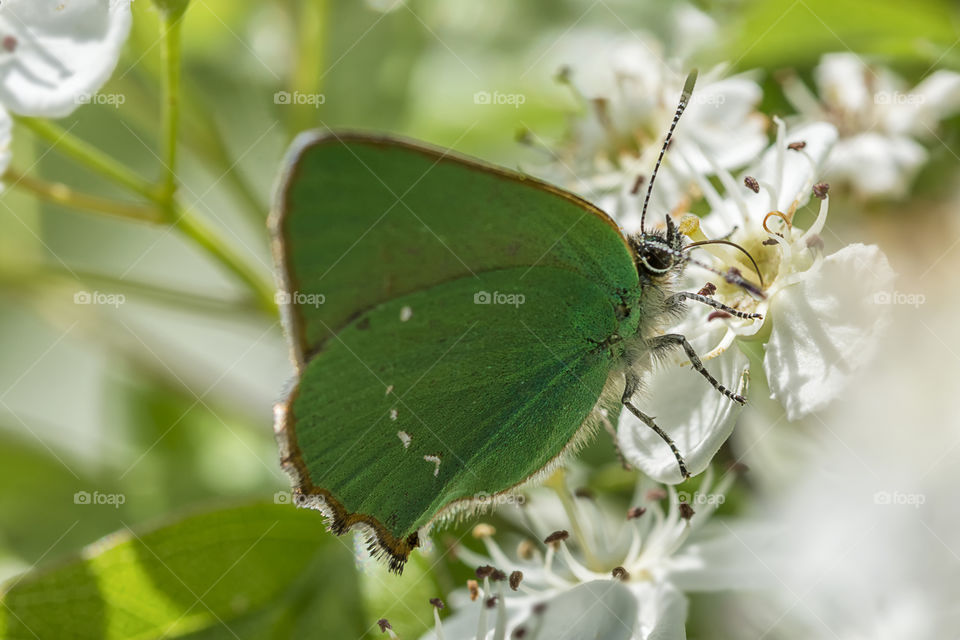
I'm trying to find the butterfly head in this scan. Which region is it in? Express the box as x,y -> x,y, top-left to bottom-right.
630,216 -> 687,280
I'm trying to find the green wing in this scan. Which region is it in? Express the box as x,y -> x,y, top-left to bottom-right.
270,133 -> 640,571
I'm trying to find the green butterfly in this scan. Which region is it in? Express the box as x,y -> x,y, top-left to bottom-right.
270,72 -> 761,572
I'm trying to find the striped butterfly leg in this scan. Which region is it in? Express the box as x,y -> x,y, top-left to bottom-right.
649,333 -> 747,405
670,291 -> 762,320
622,369 -> 691,480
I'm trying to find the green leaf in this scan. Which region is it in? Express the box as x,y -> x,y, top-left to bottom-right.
729,0 -> 960,70
0,433 -> 129,565
0,503 -> 367,639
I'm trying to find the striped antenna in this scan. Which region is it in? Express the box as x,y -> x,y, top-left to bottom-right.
639,70 -> 698,233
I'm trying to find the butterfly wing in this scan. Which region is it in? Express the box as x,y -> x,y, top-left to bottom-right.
271,133 -> 640,570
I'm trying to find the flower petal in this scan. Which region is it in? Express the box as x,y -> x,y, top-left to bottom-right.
879,69 -> 960,136
519,580 -> 639,640
667,525 -> 774,592
618,319 -> 749,484
814,52 -> 873,115
0,0 -> 133,118
632,581 -> 688,640
826,133 -> 927,199
677,73 -> 767,174
764,243 -> 896,420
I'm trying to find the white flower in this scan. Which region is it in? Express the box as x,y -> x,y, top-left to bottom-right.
419,468 -> 761,639
0,0 -> 133,118
619,118 -> 895,483
716,378 -> 960,639
781,52 -> 960,199
532,10 -> 766,231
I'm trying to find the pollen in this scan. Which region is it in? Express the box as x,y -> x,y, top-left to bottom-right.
678,213 -> 701,237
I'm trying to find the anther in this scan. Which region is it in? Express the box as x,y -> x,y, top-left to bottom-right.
544,530 -> 570,545
627,506 -> 647,520
509,570 -> 524,591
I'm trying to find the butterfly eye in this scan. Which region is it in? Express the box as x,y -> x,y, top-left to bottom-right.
636,237 -> 675,275
639,250 -> 672,274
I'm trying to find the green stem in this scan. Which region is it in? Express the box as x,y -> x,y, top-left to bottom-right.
16,117 -> 158,200
159,9 -> 184,203
288,0 -> 328,135
3,168 -> 163,223
13,8 -> 279,318
170,205 -> 277,314
4,263 -> 260,317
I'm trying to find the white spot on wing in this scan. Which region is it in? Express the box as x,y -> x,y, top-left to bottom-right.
424,454 -> 441,477
385,384 -> 394,396
400,306 -> 413,322
389,408 -> 398,421
397,431 -> 412,448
